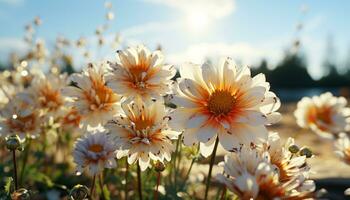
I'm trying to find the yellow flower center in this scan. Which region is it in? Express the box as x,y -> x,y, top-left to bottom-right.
207,90 -> 236,115
88,144 -> 104,153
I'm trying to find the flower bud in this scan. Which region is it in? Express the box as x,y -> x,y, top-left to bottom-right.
288,144 -> 299,154
6,135 -> 21,151
69,184 -> 89,200
11,188 -> 31,200
299,147 -> 312,158
154,161 -> 165,172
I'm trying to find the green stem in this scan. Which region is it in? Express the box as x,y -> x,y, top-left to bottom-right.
173,137 -> 181,186
220,187 -> 227,200
12,150 -> 18,190
137,163 -> 143,200
90,175 -> 96,199
204,137 -> 219,200
125,160 -> 129,200
19,138 -> 31,185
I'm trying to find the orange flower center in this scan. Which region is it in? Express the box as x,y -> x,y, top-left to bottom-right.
308,106 -> 332,127
62,109 -> 81,127
134,117 -> 153,131
7,113 -> 37,133
39,86 -> 63,111
85,76 -> 118,111
256,181 -> 286,200
88,144 -> 104,153
207,90 -> 236,115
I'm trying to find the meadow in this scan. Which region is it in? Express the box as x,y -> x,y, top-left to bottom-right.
0,1 -> 350,200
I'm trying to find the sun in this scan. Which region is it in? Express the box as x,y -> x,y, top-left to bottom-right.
186,10 -> 210,33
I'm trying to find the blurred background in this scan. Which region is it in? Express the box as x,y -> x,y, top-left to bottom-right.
1,0 -> 350,199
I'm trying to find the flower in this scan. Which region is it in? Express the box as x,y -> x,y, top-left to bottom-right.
0,93 -> 41,138
61,107 -> 82,132
62,62 -> 121,128
106,45 -> 176,102
169,57 -> 281,157
264,132 -> 311,183
106,99 -> 179,171
334,133 -> 350,165
73,129 -> 118,176
29,73 -> 66,117
217,145 -> 315,200
294,92 -> 350,139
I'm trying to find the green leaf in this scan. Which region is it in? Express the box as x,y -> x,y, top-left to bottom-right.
102,185 -> 111,200
4,177 -> 13,195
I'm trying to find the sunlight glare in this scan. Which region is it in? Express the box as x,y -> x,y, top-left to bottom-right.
186,10 -> 210,33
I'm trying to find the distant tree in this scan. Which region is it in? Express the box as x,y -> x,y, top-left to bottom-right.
268,52 -> 314,88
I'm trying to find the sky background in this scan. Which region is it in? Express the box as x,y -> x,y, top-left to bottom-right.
0,0 -> 350,79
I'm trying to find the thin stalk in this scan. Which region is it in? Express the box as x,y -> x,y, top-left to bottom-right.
90,175 -> 96,199
125,160 -> 129,200
12,150 -> 18,190
99,173 -> 105,200
19,138 -> 31,185
204,137 -> 219,200
184,157 -> 195,180
220,187 -> 227,200
173,137 -> 181,186
137,163 -> 143,200
154,172 -> 161,200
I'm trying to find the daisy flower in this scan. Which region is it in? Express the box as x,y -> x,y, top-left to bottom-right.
265,132 -> 311,183
106,99 -> 179,171
334,133 -> 350,165
217,146 -> 315,200
0,93 -> 41,138
169,57 -> 281,157
73,129 -> 118,176
294,92 -> 350,139
106,45 -> 176,102
29,73 -> 66,117
62,62 -> 121,128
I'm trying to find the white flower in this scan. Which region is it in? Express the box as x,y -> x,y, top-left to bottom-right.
73,129 -> 118,176
106,45 -> 176,102
0,92 -> 41,138
335,133 -> 350,165
169,57 -> 281,157
265,132 -> 311,183
62,62 -> 121,129
29,73 -> 67,118
217,145 -> 315,200
106,99 -> 180,171
294,92 -> 350,139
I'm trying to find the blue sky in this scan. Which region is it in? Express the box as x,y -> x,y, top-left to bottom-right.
0,0 -> 350,79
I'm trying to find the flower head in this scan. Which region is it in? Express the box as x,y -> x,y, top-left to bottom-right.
264,132 -> 311,183
0,93 -> 41,138
62,62 -> 121,128
169,58 -> 281,157
217,144 -> 315,200
106,99 -> 179,171
73,129 -> 118,176
294,92 -> 350,139
335,133 -> 350,165
29,73 -> 66,117
106,45 -> 176,102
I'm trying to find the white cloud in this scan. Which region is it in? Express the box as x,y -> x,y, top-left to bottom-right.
0,37 -> 28,61
122,21 -> 179,38
144,0 -> 235,19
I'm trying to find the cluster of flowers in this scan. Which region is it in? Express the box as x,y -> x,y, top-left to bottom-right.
4,43 -> 344,199
294,92 -> 350,166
